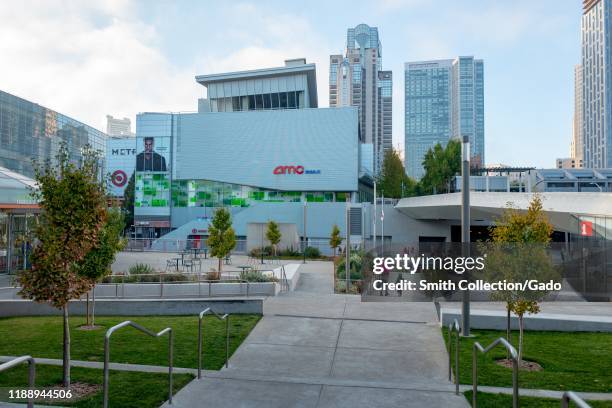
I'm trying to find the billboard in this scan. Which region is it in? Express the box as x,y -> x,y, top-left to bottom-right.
134,135 -> 171,215
106,137 -> 136,197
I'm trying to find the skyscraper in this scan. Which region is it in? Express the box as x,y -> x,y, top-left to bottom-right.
329,24 -> 392,174
572,64 -> 584,166
404,57 -> 484,179
582,0 -> 612,168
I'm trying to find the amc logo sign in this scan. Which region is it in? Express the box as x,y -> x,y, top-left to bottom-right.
273,165 -> 304,175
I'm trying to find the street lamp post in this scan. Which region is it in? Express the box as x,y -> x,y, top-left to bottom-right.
345,197 -> 351,292
461,135 -> 471,337
303,200 -> 307,264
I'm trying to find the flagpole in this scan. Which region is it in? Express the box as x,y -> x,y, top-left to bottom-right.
381,192 -> 384,255
373,181 -> 377,251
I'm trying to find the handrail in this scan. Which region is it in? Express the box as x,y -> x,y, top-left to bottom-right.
447,319 -> 460,395
279,265 -> 289,292
0,355 -> 35,408
103,321 -> 173,408
198,308 -> 229,379
561,391 -> 591,408
473,337 -> 519,408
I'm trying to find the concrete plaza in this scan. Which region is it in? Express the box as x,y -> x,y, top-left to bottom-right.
165,261 -> 469,408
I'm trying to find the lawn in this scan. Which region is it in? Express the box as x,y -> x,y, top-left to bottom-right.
0,364 -> 193,407
0,314 -> 261,370
443,328 -> 612,392
464,391 -> 612,408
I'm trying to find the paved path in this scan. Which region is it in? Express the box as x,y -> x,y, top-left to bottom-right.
165,261 -> 470,407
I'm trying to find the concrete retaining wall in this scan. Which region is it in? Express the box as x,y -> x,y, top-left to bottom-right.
0,298 -> 263,317
93,281 -> 275,298
440,308 -> 612,332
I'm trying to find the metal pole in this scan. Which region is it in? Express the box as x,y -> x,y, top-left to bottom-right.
472,346 -> 477,408
197,316 -> 203,379
345,198 -> 350,292
303,201 -> 307,264
461,135 -> 471,337
168,330 -> 173,405
103,336 -> 110,408
225,316 -> 229,368
381,193 -> 384,256
373,181 -> 377,251
260,223 -> 264,264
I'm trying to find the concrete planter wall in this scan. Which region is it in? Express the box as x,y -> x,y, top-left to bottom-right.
92,281 -> 276,299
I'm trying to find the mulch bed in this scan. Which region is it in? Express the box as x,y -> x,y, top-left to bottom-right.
496,358 -> 543,371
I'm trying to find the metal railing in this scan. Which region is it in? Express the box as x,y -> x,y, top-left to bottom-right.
561,391 -> 591,408
198,308 -> 229,379
447,319 -> 460,395
278,265 -> 289,292
103,321 -> 173,408
473,337 -> 519,408
0,355 -> 35,408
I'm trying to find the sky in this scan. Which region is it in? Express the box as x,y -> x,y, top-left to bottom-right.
0,0 -> 581,168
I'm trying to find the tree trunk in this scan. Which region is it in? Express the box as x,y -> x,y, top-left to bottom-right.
506,305 -> 511,360
86,293 -> 90,326
92,286 -> 96,326
517,314 -> 524,367
63,304 -> 71,387
218,256 -> 222,273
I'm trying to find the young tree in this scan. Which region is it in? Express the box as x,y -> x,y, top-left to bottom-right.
18,144 -> 107,387
330,224 -> 342,257
76,208 -> 126,326
484,196 -> 558,366
266,220 -> 281,256
419,139 -> 461,195
121,172 -> 135,233
206,208 -> 236,272
377,148 -> 415,198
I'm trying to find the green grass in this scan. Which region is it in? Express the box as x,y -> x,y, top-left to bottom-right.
0,315 -> 261,370
443,328 -> 612,392
464,391 -> 612,408
0,364 -> 193,407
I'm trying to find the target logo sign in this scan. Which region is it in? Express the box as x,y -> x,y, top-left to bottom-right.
111,170 -> 128,187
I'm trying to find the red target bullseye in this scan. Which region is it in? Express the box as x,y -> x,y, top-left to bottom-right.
111,170 -> 128,187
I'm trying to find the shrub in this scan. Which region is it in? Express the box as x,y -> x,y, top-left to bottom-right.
336,250 -> 365,280
304,246 -> 321,258
204,269 -> 220,281
162,273 -> 189,282
239,269 -> 278,282
249,246 -> 273,258
128,263 -> 155,275
279,246 -> 301,257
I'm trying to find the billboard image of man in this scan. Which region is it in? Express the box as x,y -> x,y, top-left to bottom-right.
136,137 -> 167,171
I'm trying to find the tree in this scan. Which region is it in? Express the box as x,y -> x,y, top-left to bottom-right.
121,172 -> 135,233
76,207 -> 126,326
419,139 -> 461,195
266,220 -> 281,256
377,148 -> 415,198
18,144 -> 107,387
330,224 -> 342,258
484,196 -> 558,366
206,208 -> 236,272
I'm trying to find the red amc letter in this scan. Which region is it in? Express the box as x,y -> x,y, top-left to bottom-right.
273,166 -> 285,175
295,166 -> 304,174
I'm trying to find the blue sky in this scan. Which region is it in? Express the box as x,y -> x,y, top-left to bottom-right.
0,0 -> 581,168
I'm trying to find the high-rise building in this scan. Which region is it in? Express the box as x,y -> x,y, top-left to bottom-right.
106,115 -> 133,137
404,57 -> 484,179
329,24 -> 392,174
582,0 -> 612,168
572,65 -> 584,166
0,90 -> 107,178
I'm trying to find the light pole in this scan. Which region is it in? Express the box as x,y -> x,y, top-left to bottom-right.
345,196 -> 351,292
373,181 -> 377,251
461,135 -> 471,337
303,200 -> 307,264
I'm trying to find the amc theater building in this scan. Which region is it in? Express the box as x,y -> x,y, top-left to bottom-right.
132,59 -> 378,249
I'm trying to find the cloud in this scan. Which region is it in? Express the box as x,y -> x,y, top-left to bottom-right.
0,0 -> 198,132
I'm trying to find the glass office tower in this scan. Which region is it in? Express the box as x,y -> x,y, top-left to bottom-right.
582,0 -> 612,168
0,90 -> 107,178
404,57 -> 484,179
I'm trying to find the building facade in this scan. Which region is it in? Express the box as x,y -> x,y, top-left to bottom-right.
572,65 -> 585,165
556,157 -> 584,169
196,59 -> 317,113
404,57 -> 484,179
582,0 -> 612,168
0,90 -> 106,178
329,24 -> 392,174
106,115 -> 133,137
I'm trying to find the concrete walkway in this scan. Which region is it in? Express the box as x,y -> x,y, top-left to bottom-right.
165,261 -> 470,407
